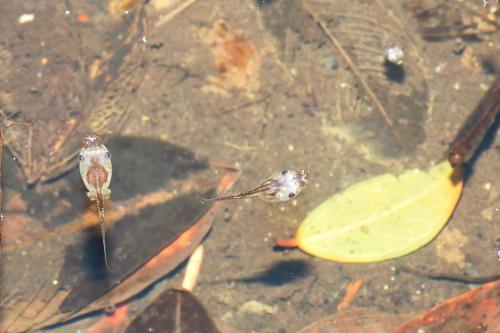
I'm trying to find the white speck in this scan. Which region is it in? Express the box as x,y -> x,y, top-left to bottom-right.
483,182 -> 492,190
292,199 -> 298,206
279,206 -> 285,211
417,329 -> 425,333
390,266 -> 396,272
453,83 -> 460,91
21,251 -> 27,256
52,280 -> 58,285
390,276 -> 395,281
64,10 -> 71,15
415,289 -> 421,295
384,44 -> 404,65
421,284 -> 426,289
290,68 -> 297,76
383,284 -> 389,290
18,13 -> 35,24
314,183 -> 320,188
288,144 -> 294,152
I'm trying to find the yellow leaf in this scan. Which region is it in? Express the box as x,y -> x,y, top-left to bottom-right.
296,161 -> 463,263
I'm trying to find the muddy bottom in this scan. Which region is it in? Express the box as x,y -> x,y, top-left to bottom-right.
1,0 -> 500,332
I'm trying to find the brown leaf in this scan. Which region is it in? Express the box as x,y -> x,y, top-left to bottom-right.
124,289 -> 221,333
297,308 -> 409,333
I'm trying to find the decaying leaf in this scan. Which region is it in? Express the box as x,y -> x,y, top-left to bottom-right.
0,0 -> 148,184
297,308 -> 409,333
406,0 -> 499,41
125,289 -> 221,333
394,281 -> 500,333
200,20 -> 263,96
258,0 -> 432,160
0,136 -> 238,332
288,161 -> 463,262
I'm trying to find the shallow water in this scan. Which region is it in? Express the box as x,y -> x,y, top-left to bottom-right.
0,0 -> 499,332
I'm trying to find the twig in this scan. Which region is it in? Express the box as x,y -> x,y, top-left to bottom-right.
448,74 -> 500,167
217,95 -> 270,115
337,277 -> 363,311
182,244 -> 204,292
155,0 -> 202,28
300,0 -> 407,151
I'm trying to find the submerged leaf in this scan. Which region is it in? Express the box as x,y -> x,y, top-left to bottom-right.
296,161 -> 463,262
297,308 -> 409,333
125,289 -> 221,333
394,281 -> 500,333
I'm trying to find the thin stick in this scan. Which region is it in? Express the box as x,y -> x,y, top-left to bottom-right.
299,0 -> 407,150
448,75 -> 500,167
155,0 -> 202,28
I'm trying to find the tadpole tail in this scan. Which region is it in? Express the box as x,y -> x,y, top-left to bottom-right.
202,194 -> 248,201
202,179 -> 275,202
96,190 -> 113,273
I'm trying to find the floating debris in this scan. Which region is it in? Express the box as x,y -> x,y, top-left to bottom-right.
18,13 -> 34,24
384,41 -> 404,65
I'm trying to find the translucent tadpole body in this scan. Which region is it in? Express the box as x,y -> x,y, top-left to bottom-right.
79,134 -> 113,271
206,169 -> 310,202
